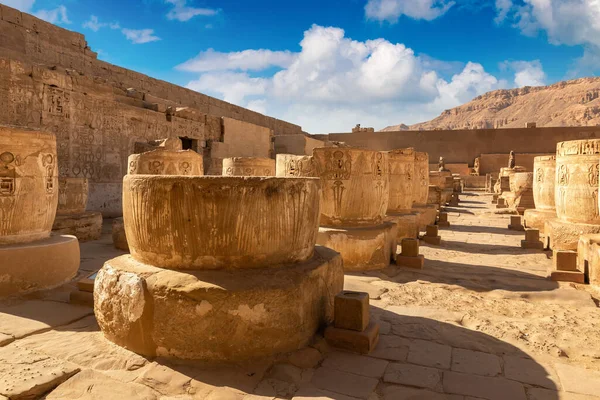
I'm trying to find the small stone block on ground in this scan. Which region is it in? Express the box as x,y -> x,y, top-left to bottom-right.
521,239 -> 544,250
396,254 -> 425,269
334,291 -> 369,332
422,235 -> 442,246
496,198 -> 507,209
521,229 -> 543,249
437,212 -> 450,228
550,270 -> 585,283
509,215 -> 525,231
400,238 -> 420,257
325,321 -> 380,355
553,250 -> 578,271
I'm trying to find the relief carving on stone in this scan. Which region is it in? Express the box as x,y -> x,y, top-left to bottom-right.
42,154 -> 55,193
0,151 -> 17,196
558,164 -> 569,186
557,140 -> 600,156
589,164 -> 599,187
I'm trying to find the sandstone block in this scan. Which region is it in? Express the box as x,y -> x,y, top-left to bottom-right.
383,362 -> 441,391
317,222 -> 398,271
438,211 -> 450,228
222,157 -> 275,176
523,208 -> 556,232
94,246 -> 343,361
52,211 -> 102,242
386,211 -> 419,239
547,218 -> 600,251
400,238 -> 419,257
509,215 -> 525,231
333,291 -> 369,332
553,250 -> 578,271
128,149 -> 204,176
522,228 -> 544,249
0,235 -> 80,297
387,148 -> 415,212
412,203 -> 437,230
426,224 -> 438,237
324,321 -> 379,355
413,152 -> 430,205
111,217 -> 129,251
496,198 -> 507,208
550,270 -> 585,283
396,254 -> 425,269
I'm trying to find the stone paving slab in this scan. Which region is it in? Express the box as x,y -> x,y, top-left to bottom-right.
311,367 -> 378,399
554,363 -> 600,397
0,344 -> 80,399
0,300 -> 92,340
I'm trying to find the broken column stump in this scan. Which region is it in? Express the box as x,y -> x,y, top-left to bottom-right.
396,238 -> 425,269
325,291 -> 380,354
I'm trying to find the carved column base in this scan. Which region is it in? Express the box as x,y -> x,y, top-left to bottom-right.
52,211 -> 103,242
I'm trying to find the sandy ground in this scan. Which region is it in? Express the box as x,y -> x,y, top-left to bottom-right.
0,191 -> 599,399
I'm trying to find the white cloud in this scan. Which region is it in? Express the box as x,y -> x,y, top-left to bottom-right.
494,0 -> 512,23
165,0 -> 218,22
121,28 -> 161,44
176,49 -> 296,72
181,24 -> 505,133
2,0 -> 35,11
34,5 -> 70,24
502,60 -> 546,87
82,15 -> 121,32
365,0 -> 455,23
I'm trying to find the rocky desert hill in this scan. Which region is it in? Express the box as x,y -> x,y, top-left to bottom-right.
381,77 -> 600,131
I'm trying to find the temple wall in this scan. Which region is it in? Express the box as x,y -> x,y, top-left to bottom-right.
274,134 -> 326,156
320,126 -> 600,169
0,4 -> 303,217
479,153 -> 553,175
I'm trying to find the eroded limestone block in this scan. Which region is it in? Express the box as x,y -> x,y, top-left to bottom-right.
523,209 -> 556,232
52,211 -> 102,242
128,149 -> 204,176
386,212 -> 419,240
112,217 -> 129,251
547,218 -> 600,251
313,148 -> 389,227
0,235 -> 80,297
123,176 -> 321,269
223,157 -> 276,176
511,172 -> 535,212
317,222 -> 398,271
0,127 -> 58,245
56,177 -> 88,215
94,247 -> 343,361
133,137 -> 182,154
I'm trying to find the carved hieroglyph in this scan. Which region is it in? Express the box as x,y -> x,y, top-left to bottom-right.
275,154 -> 317,178
0,126 -> 58,244
128,149 -> 204,176
413,152 -> 429,205
312,148 -> 389,227
555,140 -> 600,224
123,175 -> 321,269
57,177 -> 88,215
222,157 -> 276,177
533,155 -> 556,211
387,148 -> 414,212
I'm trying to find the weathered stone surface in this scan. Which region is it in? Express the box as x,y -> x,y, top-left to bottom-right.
310,367 -> 378,399
451,348 -> 501,377
276,154 -> 317,178
46,369 -> 160,400
547,218 -> 600,251
524,208 -> 556,232
223,157 -> 276,177
0,126 -> 58,245
533,155 -> 556,211
317,222 -> 397,271
123,176 -> 321,269
94,246 -> 343,361
503,355 -> 558,389
52,211 -> 102,241
443,371 -> 526,400
0,344 -> 79,399
56,177 -> 88,215
412,203 -> 437,230
406,339 -> 451,369
0,234 -> 80,297
112,217 -> 129,251
128,149 -> 204,176
554,363 -> 600,397
324,322 -> 379,355
321,351 -> 388,378
387,148 -> 414,212
333,291 -> 369,332
386,212 -> 419,240
383,362 -> 442,391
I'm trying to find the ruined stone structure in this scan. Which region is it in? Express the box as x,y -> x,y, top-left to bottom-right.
222,157 -> 276,177
128,149 -> 204,176
277,149 -> 397,270
547,139 -> 600,253
51,177 -> 102,241
0,3 -> 302,217
429,170 -> 454,206
0,126 -> 79,296
94,167 -> 343,360
503,172 -> 535,213
524,156 -> 556,232
386,148 -> 420,240
411,152 -> 437,229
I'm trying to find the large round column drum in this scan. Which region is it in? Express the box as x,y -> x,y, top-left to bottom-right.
555,140 -> 600,224
0,126 -> 58,245
57,178 -> 88,215
533,156 -> 556,211
413,152 -> 429,205
123,175 -> 321,269
128,149 -> 204,176
312,148 -> 389,227
387,148 -> 414,212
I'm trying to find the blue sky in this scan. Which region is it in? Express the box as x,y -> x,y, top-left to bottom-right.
3,0 -> 600,133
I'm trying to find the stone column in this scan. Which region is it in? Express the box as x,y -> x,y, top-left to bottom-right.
523,156 -> 556,232
386,148 -> 420,240
0,126 -> 79,297
276,149 -> 398,271
52,177 -> 103,241
222,157 -> 275,176
412,152 -> 437,229
503,172 -> 535,213
547,139 -> 600,252
95,158 -> 343,361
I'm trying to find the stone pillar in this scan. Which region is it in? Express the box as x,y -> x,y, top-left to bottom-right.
429,171 -> 454,205
503,172 -> 535,214
95,166 -> 343,361
547,139 -> 600,253
222,157 -> 276,177
385,148 -> 420,240
411,152 -> 437,229
52,177 -> 103,241
0,126 -> 79,297
523,156 -> 556,232
276,149 -> 398,271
